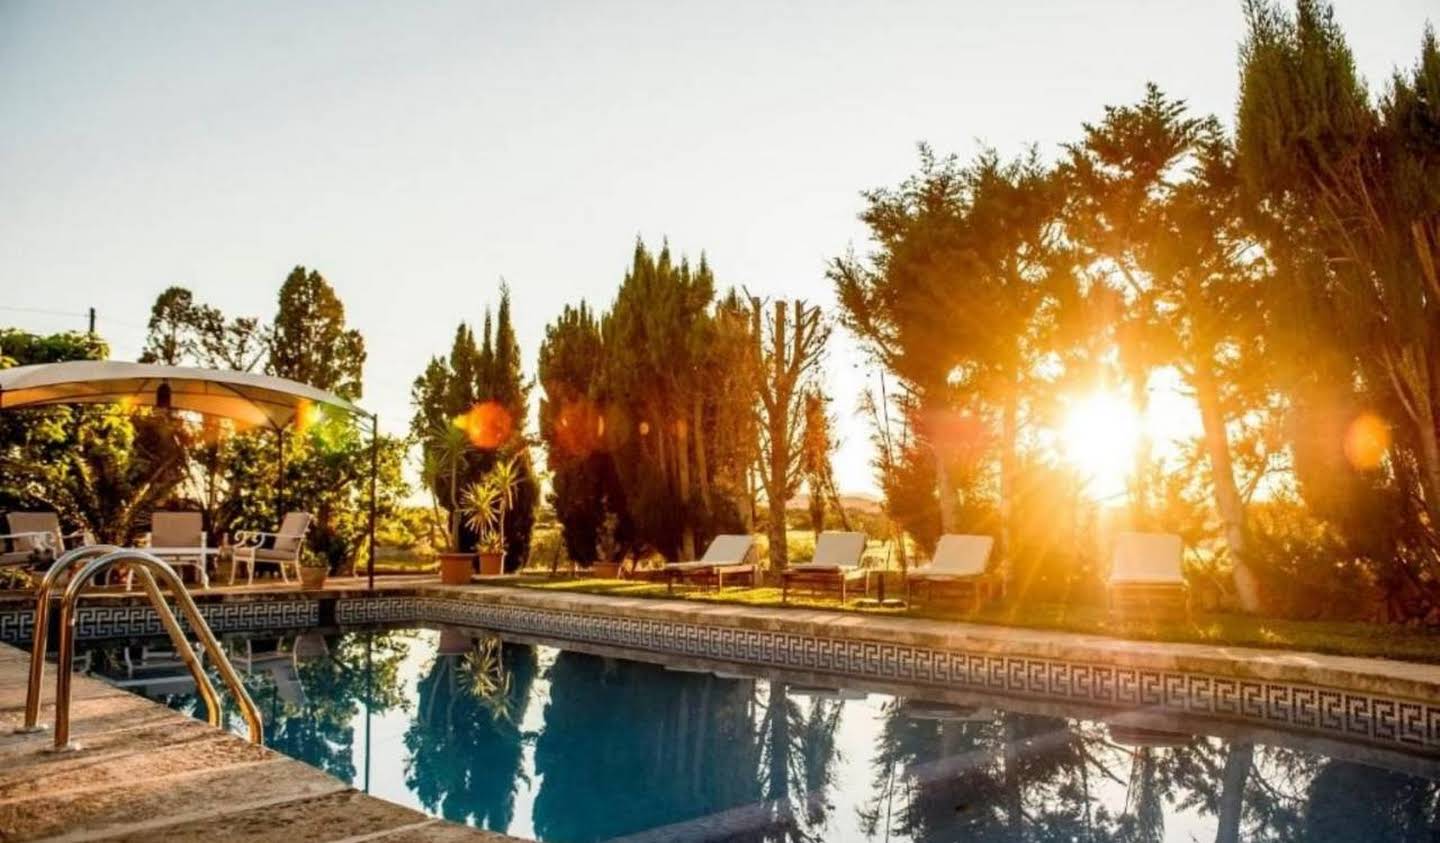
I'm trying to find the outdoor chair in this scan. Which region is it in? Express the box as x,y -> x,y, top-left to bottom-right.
131,511 -> 209,589
662,534 -> 759,592
1107,531 -> 1187,615
780,531 -> 869,603
1,511 -> 93,575
906,533 -> 996,608
231,512 -> 313,586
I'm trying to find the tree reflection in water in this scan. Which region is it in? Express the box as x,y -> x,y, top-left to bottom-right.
532,654 -> 763,842
135,630 -> 411,785
404,630 -> 537,832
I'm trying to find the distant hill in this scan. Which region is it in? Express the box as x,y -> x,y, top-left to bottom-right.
788,492 -> 882,514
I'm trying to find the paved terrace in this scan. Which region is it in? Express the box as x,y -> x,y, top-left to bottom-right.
0,637 -> 522,842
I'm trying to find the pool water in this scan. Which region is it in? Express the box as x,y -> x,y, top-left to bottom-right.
80,626 -> 1440,842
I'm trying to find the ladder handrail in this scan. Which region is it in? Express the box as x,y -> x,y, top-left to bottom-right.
20,544 -> 120,733
50,550 -> 264,751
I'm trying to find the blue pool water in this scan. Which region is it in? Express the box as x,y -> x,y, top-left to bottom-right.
80,626 -> 1440,842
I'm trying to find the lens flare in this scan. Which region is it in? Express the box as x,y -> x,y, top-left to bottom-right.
1344,413 -> 1389,470
293,399 -> 322,432
554,398 -> 604,457
464,401 -> 513,449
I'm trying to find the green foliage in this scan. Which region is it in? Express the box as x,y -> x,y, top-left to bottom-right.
138,285 -> 268,370
540,239 -> 759,565
1237,0 -> 1440,618
410,287 -> 538,570
538,302 -> 619,566
269,266 -> 366,400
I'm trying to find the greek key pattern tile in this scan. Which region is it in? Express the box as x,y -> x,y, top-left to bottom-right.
337,596 -> 1440,754
0,600 -> 319,643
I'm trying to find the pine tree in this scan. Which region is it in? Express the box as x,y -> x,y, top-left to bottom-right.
269,266 -> 366,400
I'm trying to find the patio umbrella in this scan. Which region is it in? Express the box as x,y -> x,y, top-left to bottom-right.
0,360 -> 382,590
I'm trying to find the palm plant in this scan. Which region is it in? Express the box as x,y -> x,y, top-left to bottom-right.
462,479 -> 503,553
461,634 -> 515,724
420,419 -> 471,552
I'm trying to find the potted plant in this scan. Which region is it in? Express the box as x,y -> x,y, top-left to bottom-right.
298,550 -> 329,590
464,479 -> 504,576
423,421 -> 476,586
464,455 -> 523,577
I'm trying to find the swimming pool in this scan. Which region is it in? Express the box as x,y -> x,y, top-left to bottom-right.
78,625 -> 1440,842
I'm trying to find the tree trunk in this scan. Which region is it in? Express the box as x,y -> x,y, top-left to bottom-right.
1194,359 -> 1261,613
768,419 -> 790,572
693,393 -> 712,513
743,465 -> 756,532
933,439 -> 959,534
1129,371 -> 1153,528
1406,355 -> 1440,525
765,300 -> 791,573
676,418 -> 695,560
1215,741 -> 1253,843
999,377 -> 1019,596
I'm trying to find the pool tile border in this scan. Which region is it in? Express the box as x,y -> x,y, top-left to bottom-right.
339,594 -> 1440,755
0,597 -> 319,642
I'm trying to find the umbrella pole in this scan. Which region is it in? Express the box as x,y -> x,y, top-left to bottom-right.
368,413 -> 378,592
275,428 -> 286,517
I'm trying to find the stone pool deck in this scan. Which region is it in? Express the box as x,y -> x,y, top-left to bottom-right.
0,640 -> 523,842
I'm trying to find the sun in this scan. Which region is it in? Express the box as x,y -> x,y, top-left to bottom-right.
1060,390 -> 1140,501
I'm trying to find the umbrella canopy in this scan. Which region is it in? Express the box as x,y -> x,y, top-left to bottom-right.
0,361 -> 368,428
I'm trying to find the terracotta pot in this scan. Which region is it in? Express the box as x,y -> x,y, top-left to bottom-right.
298,566 -> 328,590
439,552 -> 475,585
438,627 -> 473,655
478,550 -> 504,577
591,561 -> 621,579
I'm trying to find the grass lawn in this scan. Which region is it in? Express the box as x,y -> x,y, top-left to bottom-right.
488,572 -> 1440,665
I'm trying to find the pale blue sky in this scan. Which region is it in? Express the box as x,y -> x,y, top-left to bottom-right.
1,0 -> 1432,493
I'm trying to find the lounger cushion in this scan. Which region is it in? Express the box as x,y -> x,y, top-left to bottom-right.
1110,532 -> 1184,585
810,532 -> 866,568
912,534 -> 993,579
699,534 -> 755,565
666,560 -> 751,572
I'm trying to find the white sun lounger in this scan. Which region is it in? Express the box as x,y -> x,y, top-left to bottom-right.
906,534 -> 997,606
1108,531 -> 1187,614
663,534 -> 758,591
781,531 -> 868,602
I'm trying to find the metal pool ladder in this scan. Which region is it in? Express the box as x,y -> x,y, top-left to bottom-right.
18,547 -> 264,751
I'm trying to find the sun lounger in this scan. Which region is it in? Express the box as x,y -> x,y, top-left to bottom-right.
1108,531 -> 1187,615
906,534 -> 996,608
781,531 -> 868,603
663,534 -> 759,592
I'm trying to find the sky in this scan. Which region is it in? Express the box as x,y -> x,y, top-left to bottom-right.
1,0 -> 1433,495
